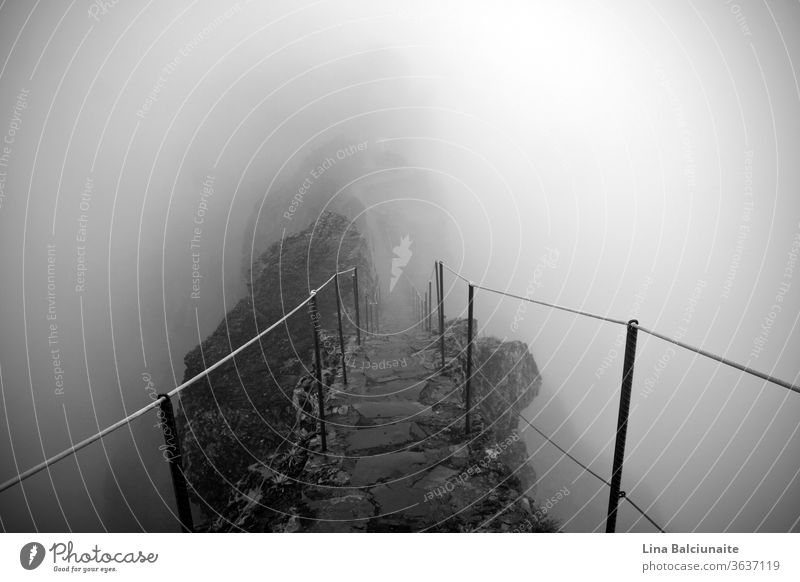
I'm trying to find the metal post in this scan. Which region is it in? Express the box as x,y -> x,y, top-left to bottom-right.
352,268 -> 361,346
309,293 -> 327,452
424,286 -> 427,330
157,395 -> 194,532
375,296 -> 380,333
606,319 -> 639,533
364,294 -> 370,334
438,261 -> 445,367
434,263 -> 439,312
428,281 -> 432,331
334,274 -> 348,385
465,284 -> 474,434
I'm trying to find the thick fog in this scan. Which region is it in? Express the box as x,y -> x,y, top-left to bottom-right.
0,0 -> 798,532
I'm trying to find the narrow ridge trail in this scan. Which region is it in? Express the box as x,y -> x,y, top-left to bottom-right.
299,302 -> 538,532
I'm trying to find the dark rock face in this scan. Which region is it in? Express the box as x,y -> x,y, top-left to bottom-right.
204,328 -> 555,533
445,318 -> 542,436
178,212 -> 374,513
176,214 -> 549,531
472,336 -> 541,434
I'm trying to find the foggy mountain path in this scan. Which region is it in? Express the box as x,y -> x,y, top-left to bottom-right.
277,296 -> 531,532
2,1 -> 799,545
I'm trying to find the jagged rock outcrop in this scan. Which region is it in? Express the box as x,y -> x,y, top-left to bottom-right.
205,327 -> 556,533
178,212 -> 375,514
472,336 -> 541,433
442,318 -> 542,436
178,212 -> 552,531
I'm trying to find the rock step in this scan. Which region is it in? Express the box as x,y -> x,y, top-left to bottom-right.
350,450 -> 429,486
362,377 -> 428,399
304,491 -> 375,532
352,401 -> 431,424
369,483 -> 429,518
344,422 -> 427,452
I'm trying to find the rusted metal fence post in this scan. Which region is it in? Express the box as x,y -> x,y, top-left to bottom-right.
606,319 -> 639,533
157,394 -> 194,533
334,274 -> 348,385
352,268 -> 361,346
438,261 -> 445,367
465,284 -> 474,434
427,281 -> 432,331
309,292 -> 327,452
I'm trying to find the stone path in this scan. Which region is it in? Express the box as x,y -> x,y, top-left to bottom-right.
301,304 -> 475,532
209,297 -> 547,532
286,298 -> 545,533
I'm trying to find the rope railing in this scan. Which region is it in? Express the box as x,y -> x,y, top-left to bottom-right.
440,261 -> 472,285
0,267 -> 359,497
4,253 -> 794,534
397,271 -> 431,332
454,326 -> 665,532
509,397 -> 666,533
0,395 -> 168,496
434,258 -> 798,533
474,283 -> 630,327
632,323 -> 800,395
441,261 -> 799,394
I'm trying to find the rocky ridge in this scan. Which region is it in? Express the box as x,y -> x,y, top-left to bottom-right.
202,312 -> 556,532
178,211 -> 555,532
177,212 -> 374,512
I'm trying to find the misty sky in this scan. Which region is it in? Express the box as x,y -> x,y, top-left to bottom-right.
0,0 -> 798,532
